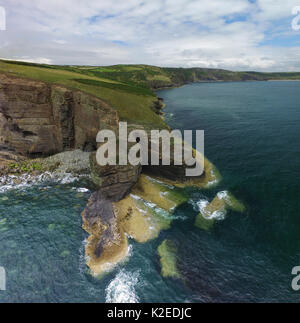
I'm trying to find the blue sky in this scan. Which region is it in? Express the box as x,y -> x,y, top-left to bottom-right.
0,0 -> 300,71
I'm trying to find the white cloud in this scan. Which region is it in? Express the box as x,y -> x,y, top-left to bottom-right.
0,0 -> 299,71
1,56 -> 52,64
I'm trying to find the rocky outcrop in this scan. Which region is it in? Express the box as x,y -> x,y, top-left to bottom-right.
195,191 -> 246,231
0,72 -> 227,278
81,174 -> 187,276
0,74 -> 118,159
150,97 -> 165,116
0,150 -> 25,175
81,191 -> 129,276
90,152 -> 142,202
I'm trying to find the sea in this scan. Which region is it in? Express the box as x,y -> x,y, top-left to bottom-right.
0,81 -> 300,303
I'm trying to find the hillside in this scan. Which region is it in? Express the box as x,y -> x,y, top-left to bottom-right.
54,64 -> 300,89
0,60 -> 166,129
1,59 -> 300,129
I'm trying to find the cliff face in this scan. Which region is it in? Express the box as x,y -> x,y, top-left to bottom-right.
90,152 -> 142,202
0,72 -> 220,277
0,74 -> 118,159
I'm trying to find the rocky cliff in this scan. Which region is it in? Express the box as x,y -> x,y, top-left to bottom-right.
0,74 -> 118,160
0,72 -> 222,277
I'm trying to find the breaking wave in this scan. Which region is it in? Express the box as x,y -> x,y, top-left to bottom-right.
0,172 -> 89,193
130,193 -> 186,220
105,269 -> 140,303
197,199 -> 226,220
79,238 -> 89,275
189,197 -> 226,220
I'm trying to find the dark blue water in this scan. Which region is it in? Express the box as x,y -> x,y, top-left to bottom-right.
158,81 -> 300,302
1,81 -> 300,302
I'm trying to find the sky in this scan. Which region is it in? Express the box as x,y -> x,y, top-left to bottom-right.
0,0 -> 300,71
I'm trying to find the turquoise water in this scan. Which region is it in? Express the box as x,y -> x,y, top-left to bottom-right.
1,81 -> 300,302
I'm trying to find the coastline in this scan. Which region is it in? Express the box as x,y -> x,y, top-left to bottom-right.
267,79 -> 300,81
154,78 -> 300,92
0,61 -> 298,282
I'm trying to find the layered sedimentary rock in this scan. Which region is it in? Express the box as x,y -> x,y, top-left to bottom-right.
0,74 -> 118,159
81,191 -> 129,276
82,174 -> 188,276
0,73 -> 232,279
84,122 -> 222,275
90,152 -> 142,202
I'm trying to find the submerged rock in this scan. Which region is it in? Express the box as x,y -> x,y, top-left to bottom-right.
81,175 -> 188,276
132,175 -> 188,210
115,194 -> 172,243
114,174 -> 188,243
157,240 -> 181,279
195,191 -> 245,230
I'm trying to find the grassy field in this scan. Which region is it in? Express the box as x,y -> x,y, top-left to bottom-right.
1,59 -> 300,128
0,60 -> 166,128
63,64 -> 300,89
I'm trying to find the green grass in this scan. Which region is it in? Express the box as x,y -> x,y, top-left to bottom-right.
1,59 -> 300,129
73,78 -> 154,96
0,60 -> 167,128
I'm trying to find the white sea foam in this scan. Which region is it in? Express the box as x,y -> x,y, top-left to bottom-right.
205,179 -> 219,188
160,191 -> 169,196
191,197 -> 226,221
131,193 -> 186,220
79,238 -> 88,275
217,190 -> 233,207
205,169 -> 220,188
130,194 -> 142,201
217,190 -> 230,200
0,172 -> 89,193
136,207 -> 147,214
196,199 -> 209,211
105,269 -> 140,303
146,176 -> 175,190
198,198 -> 226,220
75,187 -> 90,193
207,209 -> 226,220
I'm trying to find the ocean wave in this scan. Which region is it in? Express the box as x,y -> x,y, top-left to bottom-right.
79,238 -> 89,275
216,190 -> 237,209
205,169 -> 220,188
190,198 -> 226,221
145,176 -> 175,190
73,187 -> 90,193
217,190 -> 230,200
205,179 -> 219,188
130,193 -> 176,220
0,172 -> 89,193
131,193 -> 187,221
105,269 -> 140,303
198,199 -> 226,220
